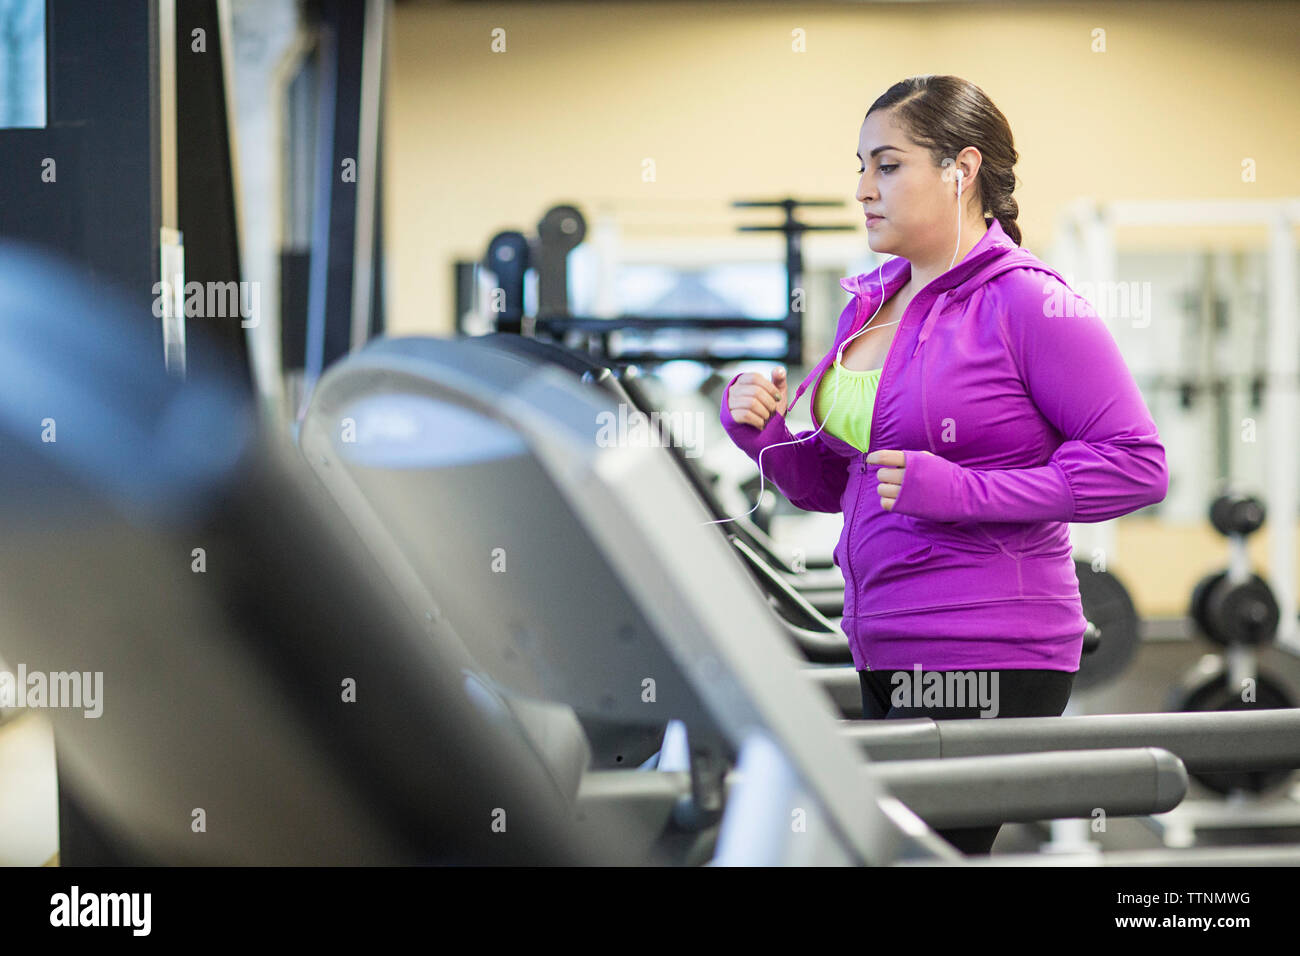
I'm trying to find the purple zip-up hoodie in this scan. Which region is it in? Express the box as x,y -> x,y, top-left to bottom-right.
719,218 -> 1168,672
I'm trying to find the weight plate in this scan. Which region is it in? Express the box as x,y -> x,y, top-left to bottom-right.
1209,495 -> 1236,537
1210,494 -> 1266,537
1073,560 -> 1141,691
1189,570 -> 1228,643
1172,666 -> 1297,795
1205,574 -> 1280,647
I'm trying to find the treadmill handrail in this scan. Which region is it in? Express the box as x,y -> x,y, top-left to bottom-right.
840,708 -> 1300,773
872,746 -> 1186,828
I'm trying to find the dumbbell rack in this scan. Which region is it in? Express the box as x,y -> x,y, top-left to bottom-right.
1144,493 -> 1300,847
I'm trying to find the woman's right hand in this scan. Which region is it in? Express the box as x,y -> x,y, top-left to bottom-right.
727,367 -> 788,429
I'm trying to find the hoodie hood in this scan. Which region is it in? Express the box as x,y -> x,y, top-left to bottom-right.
787,218 -> 1065,417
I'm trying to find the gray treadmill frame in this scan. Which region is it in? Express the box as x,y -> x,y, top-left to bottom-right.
302,337 -> 951,864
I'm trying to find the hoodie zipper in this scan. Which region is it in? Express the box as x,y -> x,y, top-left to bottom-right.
822,236 -> 1029,670
844,292 -> 918,674
826,289 -> 921,672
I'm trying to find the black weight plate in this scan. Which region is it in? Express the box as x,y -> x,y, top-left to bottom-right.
485,230 -> 530,272
537,204 -> 587,249
1232,497 -> 1266,535
1209,494 -> 1236,537
1189,570 -> 1228,644
1175,668 -> 1296,795
1210,494 -> 1265,537
1206,573 -> 1280,647
1073,560 -> 1141,691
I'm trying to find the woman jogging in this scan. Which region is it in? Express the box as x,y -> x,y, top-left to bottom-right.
719,75 -> 1169,855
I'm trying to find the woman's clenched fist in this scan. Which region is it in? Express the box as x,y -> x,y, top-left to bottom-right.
727,367 -> 788,429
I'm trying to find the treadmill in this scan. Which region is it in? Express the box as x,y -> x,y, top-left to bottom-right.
297,334 -> 1300,864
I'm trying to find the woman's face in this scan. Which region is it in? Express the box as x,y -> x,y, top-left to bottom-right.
855,109 -> 966,262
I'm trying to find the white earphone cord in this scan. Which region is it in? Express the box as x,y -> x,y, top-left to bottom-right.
704,166 -> 964,526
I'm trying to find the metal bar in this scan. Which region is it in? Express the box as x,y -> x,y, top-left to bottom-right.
215,0 -> 245,287
297,21 -> 337,420
572,351 -> 793,367
840,708 -> 1300,773
158,0 -> 177,232
534,315 -> 795,332
1268,208 -> 1300,650
1107,198 -> 1300,227
349,0 -> 385,353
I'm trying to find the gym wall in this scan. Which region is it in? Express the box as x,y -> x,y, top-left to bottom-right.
383,0 -> 1300,336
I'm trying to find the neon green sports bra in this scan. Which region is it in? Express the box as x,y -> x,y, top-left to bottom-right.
814,361 -> 881,453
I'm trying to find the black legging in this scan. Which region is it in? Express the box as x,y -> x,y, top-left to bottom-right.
858,667 -> 1076,855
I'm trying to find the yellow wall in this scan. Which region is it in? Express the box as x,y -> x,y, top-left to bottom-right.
1118,519 -> 1300,619
385,0 -> 1300,336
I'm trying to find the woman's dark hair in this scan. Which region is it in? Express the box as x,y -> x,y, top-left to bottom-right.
866,75 -> 1022,246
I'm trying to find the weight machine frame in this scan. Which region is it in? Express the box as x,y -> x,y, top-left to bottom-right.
1050,197 -> 1300,655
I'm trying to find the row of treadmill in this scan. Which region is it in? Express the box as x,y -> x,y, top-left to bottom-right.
5,243 -> 1300,865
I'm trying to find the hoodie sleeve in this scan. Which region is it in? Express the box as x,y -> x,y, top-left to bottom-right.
895,274 -> 1169,524
720,372 -> 849,514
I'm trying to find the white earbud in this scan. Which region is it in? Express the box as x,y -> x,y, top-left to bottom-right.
949,164 -> 964,269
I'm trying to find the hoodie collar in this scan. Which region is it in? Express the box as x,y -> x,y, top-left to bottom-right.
837,217 -> 1018,308
789,219 -> 1023,415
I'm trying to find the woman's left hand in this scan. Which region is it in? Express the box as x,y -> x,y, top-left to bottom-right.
866,449 -> 908,510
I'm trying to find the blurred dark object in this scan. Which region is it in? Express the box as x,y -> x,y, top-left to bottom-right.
0,242 -> 615,864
